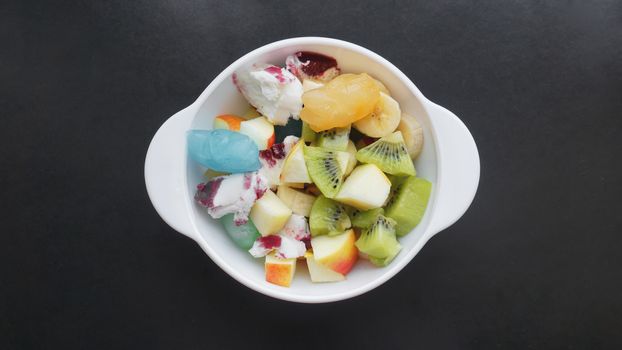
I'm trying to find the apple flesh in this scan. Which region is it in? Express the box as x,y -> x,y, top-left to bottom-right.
335,164 -> 390,210
344,140 -> 357,175
265,253 -> 297,287
276,185 -> 316,217
305,252 -> 345,282
280,140 -> 312,184
310,229 -> 358,275
250,190 -> 292,236
239,117 -> 275,150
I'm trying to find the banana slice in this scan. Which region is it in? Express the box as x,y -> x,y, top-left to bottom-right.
353,92 -> 401,138
397,112 -> 424,159
373,78 -> 390,95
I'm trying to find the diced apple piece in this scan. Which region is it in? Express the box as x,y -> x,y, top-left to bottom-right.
239,117 -> 275,150
310,229 -> 358,275
265,253 -> 296,287
335,151 -> 350,175
335,164 -> 390,210
213,114 -> 244,131
277,185 -> 316,217
250,190 -> 292,236
280,141 -> 312,184
305,251 -> 345,282
344,140 -> 357,175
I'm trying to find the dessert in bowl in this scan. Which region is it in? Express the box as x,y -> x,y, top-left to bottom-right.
145,37 -> 479,303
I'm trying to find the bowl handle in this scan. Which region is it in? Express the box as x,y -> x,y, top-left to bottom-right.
145,107 -> 196,240
426,102 -> 480,236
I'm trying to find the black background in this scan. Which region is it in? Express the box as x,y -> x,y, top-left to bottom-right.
2,1 -> 621,349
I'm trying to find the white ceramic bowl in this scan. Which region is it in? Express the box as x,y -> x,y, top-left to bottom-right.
145,37 -> 480,303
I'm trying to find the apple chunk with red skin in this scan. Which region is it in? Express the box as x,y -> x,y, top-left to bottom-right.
265,253 -> 296,287
310,229 -> 358,275
305,251 -> 345,282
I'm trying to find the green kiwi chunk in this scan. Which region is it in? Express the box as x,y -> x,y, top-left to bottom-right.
355,131 -> 416,176
316,125 -> 350,151
349,207 -> 385,228
355,215 -> 401,267
301,121 -> 317,143
309,195 -> 351,236
303,145 -> 345,198
385,176 -> 432,236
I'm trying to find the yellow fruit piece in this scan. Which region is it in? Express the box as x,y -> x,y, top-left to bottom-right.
353,92 -> 401,138
300,73 -> 380,132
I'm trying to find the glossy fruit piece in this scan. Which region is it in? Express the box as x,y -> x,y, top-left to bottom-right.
300,73 -> 380,132
397,112 -> 424,159
356,131 -> 416,176
309,195 -> 351,237
249,190 -> 292,236
219,214 -> 260,250
265,253 -> 297,287
305,251 -> 345,282
355,215 -> 401,267
311,229 -> 358,275
276,185 -> 316,217
213,114 -> 244,131
335,164 -> 391,210
385,176 -> 432,236
353,92 -> 401,138
239,117 -> 275,150
187,129 -> 260,173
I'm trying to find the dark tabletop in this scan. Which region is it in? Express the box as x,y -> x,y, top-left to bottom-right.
2,1 -> 621,349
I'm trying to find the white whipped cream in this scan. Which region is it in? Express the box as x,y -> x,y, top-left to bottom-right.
248,214 -> 309,259
233,64 -> 303,125
257,135 -> 299,188
197,172 -> 268,225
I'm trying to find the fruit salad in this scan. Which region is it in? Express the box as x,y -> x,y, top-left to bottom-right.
188,52 -> 431,287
